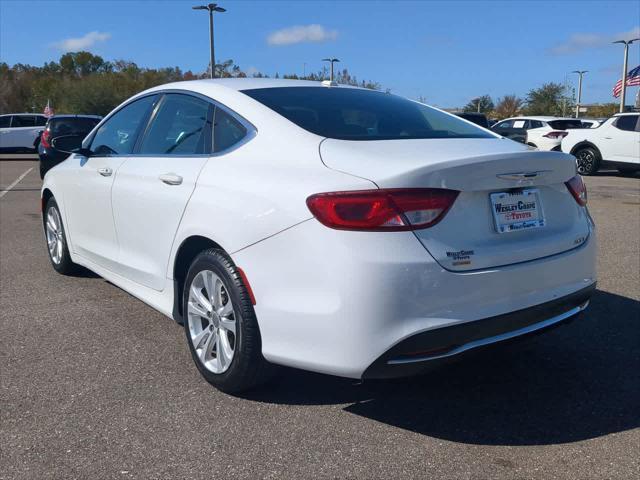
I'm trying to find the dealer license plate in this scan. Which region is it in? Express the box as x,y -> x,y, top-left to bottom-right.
490,189 -> 545,234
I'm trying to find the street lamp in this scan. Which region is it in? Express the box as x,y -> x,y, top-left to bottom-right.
613,38 -> 639,113
193,3 -> 226,79
322,58 -> 340,83
571,70 -> 587,118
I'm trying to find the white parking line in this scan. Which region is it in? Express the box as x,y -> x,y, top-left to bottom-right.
0,167 -> 34,199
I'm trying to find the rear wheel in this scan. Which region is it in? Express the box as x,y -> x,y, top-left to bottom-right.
183,248 -> 274,393
574,146 -> 601,175
44,198 -> 78,274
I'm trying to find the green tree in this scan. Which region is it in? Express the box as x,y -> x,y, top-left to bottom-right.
523,82 -> 572,116
463,95 -> 494,113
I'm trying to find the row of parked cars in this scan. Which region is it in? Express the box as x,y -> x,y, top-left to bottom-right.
0,113 -> 101,178
455,112 -> 639,175
1,109 -> 638,177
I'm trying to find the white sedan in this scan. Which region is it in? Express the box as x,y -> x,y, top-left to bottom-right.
42,79 -> 597,392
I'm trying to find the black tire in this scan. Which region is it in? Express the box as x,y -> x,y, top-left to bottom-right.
44,197 -> 78,275
574,146 -> 601,175
183,248 -> 274,393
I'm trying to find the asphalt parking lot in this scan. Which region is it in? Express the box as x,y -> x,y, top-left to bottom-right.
1,160 -> 638,480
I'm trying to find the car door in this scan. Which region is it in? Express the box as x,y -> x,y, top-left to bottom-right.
63,95 -> 158,270
608,115 -> 640,163
110,92 -> 214,290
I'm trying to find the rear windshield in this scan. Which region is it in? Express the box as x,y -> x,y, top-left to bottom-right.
242,87 -> 493,140
547,120 -> 584,130
49,117 -> 100,135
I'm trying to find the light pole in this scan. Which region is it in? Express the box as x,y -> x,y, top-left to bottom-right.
193,3 -> 226,79
322,58 -> 340,83
571,70 -> 587,118
613,38 -> 639,112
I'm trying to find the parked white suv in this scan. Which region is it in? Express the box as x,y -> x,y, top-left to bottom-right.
0,114 -> 48,153
562,113 -> 640,175
492,116 -> 584,151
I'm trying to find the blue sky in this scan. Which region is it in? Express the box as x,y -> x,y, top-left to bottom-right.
1,0 -> 639,108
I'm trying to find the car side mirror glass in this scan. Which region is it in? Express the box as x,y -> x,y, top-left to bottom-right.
51,134 -> 92,157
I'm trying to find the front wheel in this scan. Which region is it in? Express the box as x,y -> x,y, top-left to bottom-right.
183,249 -> 274,393
44,198 -> 78,274
574,146 -> 601,175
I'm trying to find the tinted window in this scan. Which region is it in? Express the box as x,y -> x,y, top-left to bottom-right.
91,95 -> 156,155
50,117 -> 100,136
548,120 -> 583,130
530,120 -> 544,129
494,120 -> 513,129
214,107 -> 247,152
243,87 -> 492,140
35,116 -> 48,126
0,116 -> 10,128
139,94 -> 211,155
614,115 -> 639,132
12,115 -> 36,127
455,113 -> 489,128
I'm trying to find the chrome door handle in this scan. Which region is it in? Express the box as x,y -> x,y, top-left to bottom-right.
98,167 -> 113,177
603,137 -> 613,140
159,173 -> 183,185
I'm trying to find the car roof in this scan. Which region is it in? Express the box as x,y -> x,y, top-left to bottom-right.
613,112 -> 640,116
48,114 -> 102,120
505,116 -> 578,121
0,113 -> 47,117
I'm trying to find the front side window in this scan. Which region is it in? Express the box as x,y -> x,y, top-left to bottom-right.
614,115 -> 639,132
243,87 -> 493,140
35,116 -> 48,126
139,94 -> 212,155
90,95 -> 156,156
0,116 -> 10,128
530,120 -> 544,129
214,107 -> 247,152
494,120 -> 513,129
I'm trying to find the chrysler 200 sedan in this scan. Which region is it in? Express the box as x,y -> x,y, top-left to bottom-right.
41,79 -> 596,393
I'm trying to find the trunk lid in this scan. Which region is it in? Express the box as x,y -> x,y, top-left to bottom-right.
320,138 -> 590,271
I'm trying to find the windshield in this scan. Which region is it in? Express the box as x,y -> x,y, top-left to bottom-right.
242,87 -> 494,141
548,120 -> 584,130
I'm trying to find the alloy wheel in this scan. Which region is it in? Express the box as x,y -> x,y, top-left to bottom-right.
45,206 -> 64,265
576,150 -> 594,175
187,270 -> 237,374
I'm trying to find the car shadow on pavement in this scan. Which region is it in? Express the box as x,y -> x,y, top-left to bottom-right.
245,289 -> 640,446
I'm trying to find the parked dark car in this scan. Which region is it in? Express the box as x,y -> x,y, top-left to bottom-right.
454,112 -> 489,128
38,115 -> 101,178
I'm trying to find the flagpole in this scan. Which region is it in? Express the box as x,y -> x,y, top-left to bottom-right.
614,38 -> 639,113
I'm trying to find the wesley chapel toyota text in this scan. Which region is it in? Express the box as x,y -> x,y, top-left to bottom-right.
42,79 -> 596,392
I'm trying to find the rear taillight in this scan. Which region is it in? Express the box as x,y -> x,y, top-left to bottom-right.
306,188 -> 459,231
565,175 -> 587,206
543,131 -> 568,139
41,129 -> 51,148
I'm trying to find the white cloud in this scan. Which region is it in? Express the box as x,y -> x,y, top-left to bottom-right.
51,31 -> 111,52
548,26 -> 639,55
267,24 -> 338,46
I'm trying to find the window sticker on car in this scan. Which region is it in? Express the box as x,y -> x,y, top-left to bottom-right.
512,120 -> 525,128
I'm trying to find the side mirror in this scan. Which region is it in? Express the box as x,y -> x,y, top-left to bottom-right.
51,134 -> 92,157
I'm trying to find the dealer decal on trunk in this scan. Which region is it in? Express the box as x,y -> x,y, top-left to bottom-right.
446,249 -> 475,266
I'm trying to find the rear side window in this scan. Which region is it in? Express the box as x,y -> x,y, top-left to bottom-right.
0,116 -> 10,128
12,115 -> 36,127
548,120 -> 583,130
530,120 -> 544,129
51,118 -> 100,136
90,95 -> 156,156
243,87 -> 492,140
214,107 -> 247,152
614,115 -> 639,132
35,116 -> 48,126
139,94 -> 212,155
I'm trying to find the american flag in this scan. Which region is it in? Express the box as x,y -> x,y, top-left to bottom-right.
43,99 -> 54,118
613,65 -> 640,98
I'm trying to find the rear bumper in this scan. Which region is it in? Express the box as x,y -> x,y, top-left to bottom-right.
362,283 -> 595,379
